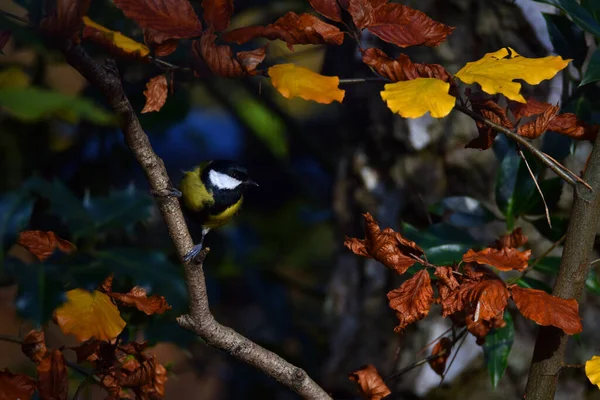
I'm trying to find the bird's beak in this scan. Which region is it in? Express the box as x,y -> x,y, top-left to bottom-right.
245,180 -> 259,187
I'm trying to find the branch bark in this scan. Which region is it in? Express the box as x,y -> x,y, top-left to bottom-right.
57,39 -> 331,400
524,135 -> 600,399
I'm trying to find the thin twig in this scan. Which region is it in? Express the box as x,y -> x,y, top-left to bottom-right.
439,328 -> 468,386
517,146 -> 551,227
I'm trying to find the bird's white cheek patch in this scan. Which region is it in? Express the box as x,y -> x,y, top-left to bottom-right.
209,170 -> 243,190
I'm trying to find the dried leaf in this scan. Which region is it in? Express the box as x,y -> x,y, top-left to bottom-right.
0,369 -> 36,400
119,342 -> 149,355
17,230 -> 76,262
362,48 -> 451,82
22,330 -> 47,363
463,247 -> 531,272
39,0 -> 90,41
202,0 -> 234,31
268,63 -> 345,104
348,0 -> 387,29
434,266 -> 460,291
222,12 -> 344,50
366,3 -> 454,48
108,286 -> 172,315
348,364 -> 391,400
71,339 -> 115,366
465,311 -> 506,345
586,355 -> 600,388
143,28 -> 178,56
308,0 -> 342,22
236,46 -> 268,74
83,17 -> 150,59
345,213 -> 424,274
37,350 -> 68,400
381,78 -> 455,118
119,356 -> 155,388
510,285 -> 582,335
53,289 -> 126,342
141,75 -> 168,113
387,269 -> 434,332
428,337 -> 452,376
0,31 -> 11,52
455,47 -> 570,103
100,275 -> 114,293
518,104 -> 560,139
493,228 -> 528,249
113,0 -> 202,40
465,94 -> 513,150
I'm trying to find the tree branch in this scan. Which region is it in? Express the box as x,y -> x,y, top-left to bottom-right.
524,131 -> 600,399
56,39 -> 331,400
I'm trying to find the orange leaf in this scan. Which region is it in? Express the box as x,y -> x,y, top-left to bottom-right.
17,230 -> 76,262
37,350 -> 68,400
308,0 -> 343,22
202,0 -> 234,31
387,269 -> 434,332
268,63 -> 345,104
222,12 -> 344,50
348,0 -> 387,29
362,48 -> 451,82
348,364 -> 391,400
108,286 -> 172,315
465,93 -> 513,150
0,369 -> 36,400
428,337 -> 452,376
510,285 -> 582,335
493,227 -> 528,249
141,75 -> 168,113
366,3 -> 454,48
518,103 -> 560,139
53,289 -> 126,342
143,28 -> 178,56
236,46 -> 269,75
345,212 -> 424,274
463,247 -> 531,272
113,0 -> 202,40
465,312 -> 506,345
39,0 -> 90,41
22,330 -> 47,364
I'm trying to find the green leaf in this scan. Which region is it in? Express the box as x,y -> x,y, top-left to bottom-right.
402,222 -> 476,249
424,244 -> 472,266
582,0 -> 600,20
429,196 -> 496,227
586,268 -> 600,295
543,13 -> 587,70
535,0 -> 600,37
523,178 -> 563,215
483,312 -> 514,388
532,256 -> 561,275
516,277 -> 552,293
581,47 -> 600,86
235,99 -> 288,159
0,192 -> 34,260
533,215 -> 569,242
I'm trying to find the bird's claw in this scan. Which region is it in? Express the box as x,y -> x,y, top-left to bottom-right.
183,244 -> 204,263
151,187 -> 182,198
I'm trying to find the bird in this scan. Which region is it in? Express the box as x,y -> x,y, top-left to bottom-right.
162,160 -> 258,262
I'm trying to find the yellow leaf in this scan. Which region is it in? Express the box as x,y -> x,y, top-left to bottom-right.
53,289 -> 126,342
455,47 -> 570,103
380,78 -> 455,118
268,63 -> 345,104
0,67 -> 30,89
586,355 -> 600,388
82,17 -> 150,58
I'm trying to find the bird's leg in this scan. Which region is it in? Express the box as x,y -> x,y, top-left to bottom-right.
183,227 -> 211,263
150,187 -> 182,198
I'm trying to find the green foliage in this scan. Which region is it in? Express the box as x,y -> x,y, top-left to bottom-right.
483,312 -> 514,388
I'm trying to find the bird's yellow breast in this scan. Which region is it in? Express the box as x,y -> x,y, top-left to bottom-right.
203,196 -> 244,228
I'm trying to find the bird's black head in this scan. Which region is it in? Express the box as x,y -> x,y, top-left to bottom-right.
202,160 -> 258,192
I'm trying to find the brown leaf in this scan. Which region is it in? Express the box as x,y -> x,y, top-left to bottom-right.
348,364 -> 391,400
0,369 -> 36,400
202,0 -> 234,31
387,269 -> 434,332
143,28 -> 178,56
465,311 -> 506,345
113,0 -> 202,40
434,266 -> 459,291
17,231 -> 76,262
493,228 -> 528,249
142,75 -> 168,113
236,46 -> 268,75
308,0 -> 343,22
108,286 -> 172,315
366,3 -> 454,48
361,48 -> 451,82
119,342 -> 149,355
348,0 -> 387,29
100,275 -> 114,293
510,285 -> 582,335
345,213 -> 424,274
22,330 -> 47,364
39,0 -> 91,41
428,337 -> 452,376
518,103 -> 560,139
463,247 -> 531,272
119,356 -> 155,388
0,31 -> 11,52
71,339 -> 116,369
466,94 -> 513,150
222,12 -> 344,50
37,350 -> 68,400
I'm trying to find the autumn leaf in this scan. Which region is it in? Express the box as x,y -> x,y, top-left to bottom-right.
462,247 -> 531,272
465,93 -> 513,150
268,64 -> 345,104
142,75 -> 168,113
387,269 -> 434,332
348,364 -> 391,400
517,103 -> 560,139
348,0 -> 387,29
465,312 -> 506,345
143,28 -> 179,56
202,0 -> 234,31
510,285 -> 582,335
54,289 -> 126,342
455,47 -> 570,103
429,337 -> 452,376
222,12 -> 344,50
17,230 -> 76,262
308,0 -> 343,22
113,0 -> 202,40
362,48 -> 451,82
0,31 -> 11,52
108,286 -> 171,315
365,3 -> 454,48
83,17 -> 150,59
381,78 -> 455,118
493,227 -> 528,249
37,350 -> 68,400
39,0 -> 90,41
0,370 -> 36,400
345,212 -> 424,274
586,355 -> 600,388
22,330 -> 47,363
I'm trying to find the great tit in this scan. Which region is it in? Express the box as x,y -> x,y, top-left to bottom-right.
165,160 -> 258,262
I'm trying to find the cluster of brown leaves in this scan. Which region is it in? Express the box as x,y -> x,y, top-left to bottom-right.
17,230 -> 76,261
348,364 -> 391,400
465,92 -> 598,150
345,214 -> 582,344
